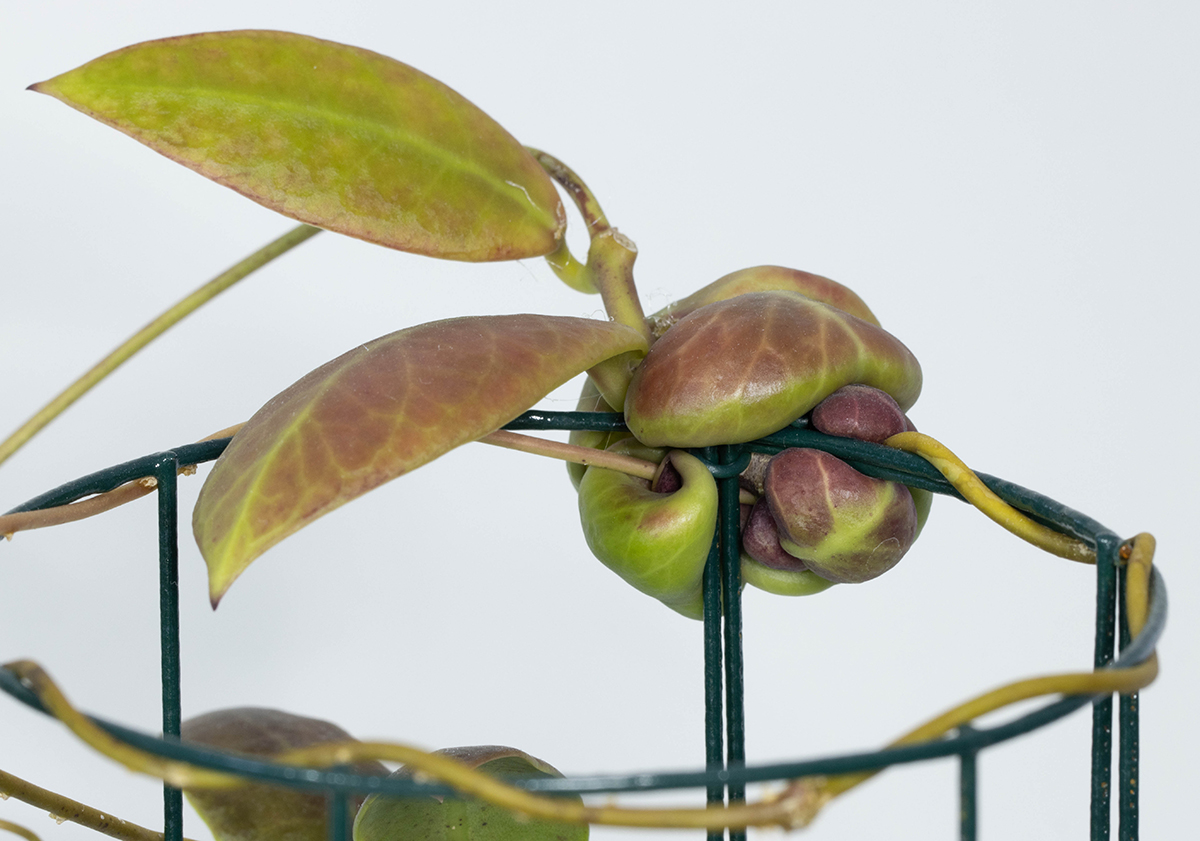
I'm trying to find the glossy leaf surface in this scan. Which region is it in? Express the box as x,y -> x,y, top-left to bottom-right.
626,291 -> 922,447
194,315 -> 648,604
354,746 -> 586,841
648,265 -> 882,336
182,708 -> 387,841
32,31 -> 564,261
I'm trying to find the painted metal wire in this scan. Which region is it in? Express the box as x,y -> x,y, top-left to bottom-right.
1,411 -> 1164,841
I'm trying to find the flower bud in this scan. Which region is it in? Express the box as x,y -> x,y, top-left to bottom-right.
739,497 -> 838,597
576,441 -> 717,618
625,291 -> 921,447
765,448 -> 917,583
811,384 -> 908,443
182,708 -> 387,841
354,746 -> 586,841
648,265 -> 881,336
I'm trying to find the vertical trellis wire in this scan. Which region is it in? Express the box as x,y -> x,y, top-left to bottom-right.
1118,560 -> 1141,840
1092,533 -> 1118,837
701,448 -> 725,841
0,411 -> 1156,841
154,454 -> 183,841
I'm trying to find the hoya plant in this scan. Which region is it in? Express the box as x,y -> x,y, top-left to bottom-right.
0,29 -> 1160,841
11,30 -> 943,612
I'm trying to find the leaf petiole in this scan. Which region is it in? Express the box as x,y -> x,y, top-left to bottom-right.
481,429 -> 656,480
529,149 -> 651,349
526,149 -> 609,233
1,424 -> 723,540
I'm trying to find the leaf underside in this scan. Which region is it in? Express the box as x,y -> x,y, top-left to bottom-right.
193,314 -> 647,605
32,30 -> 564,261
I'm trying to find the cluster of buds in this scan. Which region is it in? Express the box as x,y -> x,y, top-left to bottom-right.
571,268 -> 928,618
739,384 -> 932,594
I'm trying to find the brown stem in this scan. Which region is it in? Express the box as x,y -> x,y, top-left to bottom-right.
0,422 -> 752,541
0,424 -> 244,539
0,479 -> 158,538
482,430 -> 756,503
481,430 -> 657,480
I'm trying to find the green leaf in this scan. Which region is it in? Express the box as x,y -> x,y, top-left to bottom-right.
182,707 -> 387,841
32,31 -> 564,261
193,315 -> 648,605
353,746 -> 587,841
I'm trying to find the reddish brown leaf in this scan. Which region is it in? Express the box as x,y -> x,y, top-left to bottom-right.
193,315 -> 647,604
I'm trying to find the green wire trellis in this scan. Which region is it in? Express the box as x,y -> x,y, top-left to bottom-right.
0,410 -> 1166,841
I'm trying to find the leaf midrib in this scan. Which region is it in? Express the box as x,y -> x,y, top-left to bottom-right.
99,78 -> 535,205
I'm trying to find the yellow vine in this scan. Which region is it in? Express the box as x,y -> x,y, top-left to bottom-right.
885,431 -> 1096,563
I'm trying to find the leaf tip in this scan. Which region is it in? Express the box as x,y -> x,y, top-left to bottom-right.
205,552 -> 248,610
208,578 -> 227,610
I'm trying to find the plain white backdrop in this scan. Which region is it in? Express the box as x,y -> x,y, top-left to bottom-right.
2,2 -> 1196,839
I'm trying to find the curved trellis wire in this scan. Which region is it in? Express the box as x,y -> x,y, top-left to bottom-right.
0,411 -> 1165,841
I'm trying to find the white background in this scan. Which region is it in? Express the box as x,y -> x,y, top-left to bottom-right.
2,2 -> 1196,839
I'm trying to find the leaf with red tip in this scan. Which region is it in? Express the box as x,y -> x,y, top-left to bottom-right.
31,31 -> 564,261
193,315 -> 647,605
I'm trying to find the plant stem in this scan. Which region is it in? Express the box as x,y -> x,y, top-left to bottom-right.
0,225 -> 320,470
526,149 -> 610,234
0,478 -> 159,538
0,422 -> 241,538
4,662 -> 236,791
588,230 -> 650,344
2,425 -> 729,540
884,431 -> 1095,563
542,238 -> 596,293
10,524 -> 1156,833
817,655 -> 1159,800
481,430 -> 657,480
529,149 -> 652,347
817,533 -> 1157,805
7,658 -> 825,830
0,768 -> 195,841
482,430 -> 756,502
